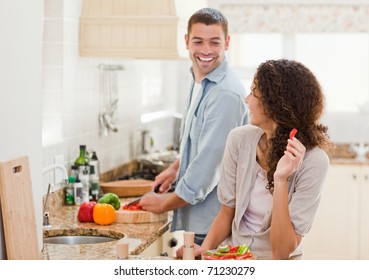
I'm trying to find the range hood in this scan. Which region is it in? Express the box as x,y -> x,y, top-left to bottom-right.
80,0 -> 207,59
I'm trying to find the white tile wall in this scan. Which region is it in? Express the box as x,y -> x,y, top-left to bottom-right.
42,0 -> 189,187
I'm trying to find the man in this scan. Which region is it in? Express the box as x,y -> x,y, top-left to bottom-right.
140,8 -> 248,246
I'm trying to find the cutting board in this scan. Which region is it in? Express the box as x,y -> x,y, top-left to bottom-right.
0,156 -> 39,259
115,209 -> 167,224
100,179 -> 154,197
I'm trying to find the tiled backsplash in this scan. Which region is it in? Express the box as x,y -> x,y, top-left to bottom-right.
42,0 -> 191,187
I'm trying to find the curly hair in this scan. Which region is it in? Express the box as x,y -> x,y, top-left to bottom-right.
187,8 -> 228,39
254,59 -> 330,192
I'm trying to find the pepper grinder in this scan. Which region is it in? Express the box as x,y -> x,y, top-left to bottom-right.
182,231 -> 195,260
117,242 -> 129,260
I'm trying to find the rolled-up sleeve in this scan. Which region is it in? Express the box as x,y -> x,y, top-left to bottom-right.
217,128 -> 239,207
176,90 -> 246,205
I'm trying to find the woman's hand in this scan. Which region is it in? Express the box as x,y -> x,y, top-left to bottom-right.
176,243 -> 205,259
274,137 -> 306,181
271,136 -> 305,259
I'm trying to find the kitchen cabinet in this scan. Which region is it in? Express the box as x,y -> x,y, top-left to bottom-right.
303,164 -> 369,259
358,166 -> 369,259
79,0 -> 206,59
140,230 -> 184,257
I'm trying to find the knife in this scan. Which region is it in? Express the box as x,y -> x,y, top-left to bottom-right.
125,183 -> 161,207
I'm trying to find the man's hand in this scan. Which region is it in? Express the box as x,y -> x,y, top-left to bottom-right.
152,159 -> 179,193
140,191 -> 189,213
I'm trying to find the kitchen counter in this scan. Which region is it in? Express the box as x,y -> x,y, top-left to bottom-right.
330,157 -> 369,165
40,150 -> 368,261
40,190 -> 176,260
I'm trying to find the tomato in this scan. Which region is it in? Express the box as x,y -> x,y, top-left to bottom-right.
289,128 -> 298,140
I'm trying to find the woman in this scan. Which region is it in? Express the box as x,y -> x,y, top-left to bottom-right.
176,59 -> 331,260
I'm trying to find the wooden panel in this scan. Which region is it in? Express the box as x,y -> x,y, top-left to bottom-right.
79,0 -> 186,58
115,209 -> 167,224
0,156 -> 39,259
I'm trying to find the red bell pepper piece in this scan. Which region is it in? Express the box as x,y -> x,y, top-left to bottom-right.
122,203 -> 143,210
289,128 -> 298,139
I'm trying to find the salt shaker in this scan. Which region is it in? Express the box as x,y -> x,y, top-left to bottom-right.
182,231 -> 195,260
117,242 -> 129,260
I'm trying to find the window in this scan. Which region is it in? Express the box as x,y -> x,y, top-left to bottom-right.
228,32 -> 369,114
228,33 -> 284,90
296,33 -> 369,113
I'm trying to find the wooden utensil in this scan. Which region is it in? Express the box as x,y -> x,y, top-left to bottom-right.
0,156 -> 39,259
100,179 -> 154,197
115,209 -> 167,224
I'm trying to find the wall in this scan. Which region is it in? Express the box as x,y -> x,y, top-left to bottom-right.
42,0 -> 192,189
0,0 -> 43,259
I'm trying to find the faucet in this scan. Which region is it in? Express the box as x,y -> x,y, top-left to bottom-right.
42,164 -> 69,227
350,143 -> 369,161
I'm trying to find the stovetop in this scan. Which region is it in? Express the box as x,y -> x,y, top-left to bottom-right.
116,169 -> 157,181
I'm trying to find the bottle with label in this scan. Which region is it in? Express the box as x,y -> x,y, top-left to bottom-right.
79,166 -> 90,203
70,165 -> 78,179
90,151 -> 100,176
65,176 -> 75,206
75,145 -> 90,202
89,165 -> 100,202
74,175 -> 83,206
90,151 -> 102,198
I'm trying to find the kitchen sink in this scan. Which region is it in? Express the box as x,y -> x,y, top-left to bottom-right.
44,235 -> 119,245
43,228 -> 125,245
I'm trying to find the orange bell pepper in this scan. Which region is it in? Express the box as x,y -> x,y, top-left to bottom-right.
93,203 -> 116,225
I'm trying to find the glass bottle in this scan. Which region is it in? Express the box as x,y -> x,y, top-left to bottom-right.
75,145 -> 90,202
90,151 -> 102,198
90,151 -> 100,176
89,165 -> 100,202
75,145 -> 89,166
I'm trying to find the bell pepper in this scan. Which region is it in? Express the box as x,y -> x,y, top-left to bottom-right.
93,203 -> 116,225
77,201 -> 96,222
98,192 -> 121,210
289,128 -> 298,140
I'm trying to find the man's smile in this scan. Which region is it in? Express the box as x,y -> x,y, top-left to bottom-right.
198,56 -> 215,62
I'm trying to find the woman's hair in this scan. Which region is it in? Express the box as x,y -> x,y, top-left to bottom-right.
254,59 -> 330,192
187,8 -> 228,39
